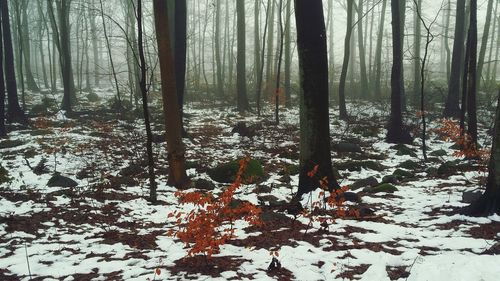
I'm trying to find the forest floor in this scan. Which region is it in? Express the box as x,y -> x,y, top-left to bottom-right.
1,93 -> 500,280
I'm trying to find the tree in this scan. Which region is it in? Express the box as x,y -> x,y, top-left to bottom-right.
47,0 -> 76,113
387,0 -> 412,144
18,0 -> 39,92
0,0 -> 26,124
338,0 -> 354,120
468,90 -> 500,216
137,0 -> 157,203
294,0 -> 340,197
443,0 -> 466,118
476,0 -> 493,91
0,10 -> 5,138
153,0 -> 189,189
283,0 -> 292,108
413,0 -> 422,105
174,0 -> 187,131
466,0 -> 478,145
236,0 -> 249,112
373,0 -> 387,98
356,0 -> 369,98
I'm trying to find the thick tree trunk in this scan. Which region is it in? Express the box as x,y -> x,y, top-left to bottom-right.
387,0 -> 411,144
469,90 -> 500,216
153,0 -> 189,189
294,0 -> 339,197
236,0 -> 249,112
443,0 -> 466,118
0,0 -> 26,124
174,0 -> 187,129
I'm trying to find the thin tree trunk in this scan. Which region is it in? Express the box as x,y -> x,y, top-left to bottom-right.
476,0 -> 493,91
338,0 -> 354,120
236,0 -> 249,112
374,0 -> 387,98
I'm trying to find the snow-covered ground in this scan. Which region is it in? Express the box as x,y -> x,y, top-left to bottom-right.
1,101 -> 499,280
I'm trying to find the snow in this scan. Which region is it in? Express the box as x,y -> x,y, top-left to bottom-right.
1,102 -> 499,280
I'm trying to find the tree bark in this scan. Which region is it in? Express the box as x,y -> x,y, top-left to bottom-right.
476,0 -> 493,91
0,0 -> 26,124
466,0 -> 478,145
443,0 -> 466,118
387,0 -> 411,144
236,0 -> 249,113
357,0 -> 369,98
153,0 -> 189,189
294,0 -> 339,197
374,0 -> 387,98
338,0 -> 354,120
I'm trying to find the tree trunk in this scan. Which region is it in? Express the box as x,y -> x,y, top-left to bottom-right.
265,0 -> 275,90
357,0 -> 369,98
174,0 -> 187,130
153,0 -> 189,189
294,0 -> 339,197
137,0 -> 158,203
0,12 -> 5,138
338,0 -> 354,120
466,0 -> 478,145
387,0 -> 411,144
443,0 -> 466,118
413,0 -> 422,106
236,0 -> 249,113
476,0 -> 493,91
444,0 -> 451,81
469,89 -> 500,215
284,0 -> 292,108
0,0 -> 26,124
20,0 -> 39,92
215,0 -> 223,97
90,0 -> 99,87
374,0 -> 387,98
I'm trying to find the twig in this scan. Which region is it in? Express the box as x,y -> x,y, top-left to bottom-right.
24,241 -> 32,281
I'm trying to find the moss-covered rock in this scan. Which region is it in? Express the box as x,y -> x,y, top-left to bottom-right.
392,168 -> 415,180
349,176 -> 379,190
86,92 -> 100,102
399,160 -> 419,170
336,160 -> 386,172
429,149 -> 447,157
0,139 -> 25,149
332,142 -> 362,153
382,175 -> 398,184
47,173 -> 78,187
0,165 -> 10,184
392,144 -> 417,157
364,183 -> 398,193
208,158 -> 264,183
193,178 -> 216,191
437,160 -> 461,176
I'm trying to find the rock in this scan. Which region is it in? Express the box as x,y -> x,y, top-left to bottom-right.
208,158 -> 264,183
425,167 -> 438,176
0,165 -> 9,184
120,164 -> 143,177
349,176 -> 379,191
429,149 -> 447,157
336,160 -> 386,172
341,191 -> 361,203
86,92 -> 100,102
483,242 -> 500,255
392,168 -> 414,180
437,160 -> 460,176
231,122 -> 256,138
193,179 -> 216,191
151,133 -> 166,143
280,164 -> 299,175
47,173 -> 78,187
392,144 -> 417,157
364,183 -> 398,193
399,160 -> 419,170
258,195 -> 282,206
0,139 -> 25,149
332,142 -> 362,153
382,175 -> 398,184
461,191 -> 482,203
33,158 -> 49,175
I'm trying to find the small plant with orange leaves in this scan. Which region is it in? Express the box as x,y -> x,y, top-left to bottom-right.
302,165 -> 359,233
433,119 -> 489,166
167,156 -> 262,259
